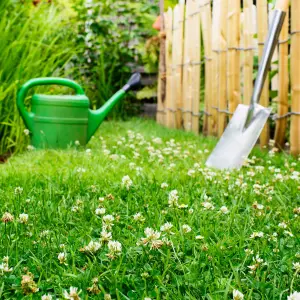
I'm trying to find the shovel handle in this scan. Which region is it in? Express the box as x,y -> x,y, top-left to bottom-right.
276,0 -> 289,11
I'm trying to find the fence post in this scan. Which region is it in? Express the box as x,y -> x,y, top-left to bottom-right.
274,6 -> 289,149
291,0 -> 300,156
257,0 -> 269,149
200,0 -> 213,135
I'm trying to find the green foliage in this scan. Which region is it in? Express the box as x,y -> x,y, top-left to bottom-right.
72,0 -> 159,117
0,119 -> 299,299
0,1 -> 77,154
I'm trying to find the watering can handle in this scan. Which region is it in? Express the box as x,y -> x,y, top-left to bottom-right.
17,78 -> 85,132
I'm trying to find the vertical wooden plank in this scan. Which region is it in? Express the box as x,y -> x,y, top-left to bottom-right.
165,8 -> 174,128
191,1 -> 201,134
200,0 -> 213,135
243,0 -> 254,105
270,6 -> 279,96
211,0 -> 221,136
182,0 -> 193,131
217,0 -> 228,137
172,3 -> 185,129
157,0 -> 167,125
274,8 -> 289,149
257,0 -> 269,148
227,0 -> 241,115
291,0 -> 300,156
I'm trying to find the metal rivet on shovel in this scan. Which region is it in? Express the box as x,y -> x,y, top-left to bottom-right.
206,0 -> 289,170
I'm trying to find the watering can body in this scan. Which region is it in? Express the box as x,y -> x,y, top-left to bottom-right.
17,75 -> 141,149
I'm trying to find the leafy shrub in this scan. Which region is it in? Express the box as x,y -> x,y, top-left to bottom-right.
72,0 -> 159,118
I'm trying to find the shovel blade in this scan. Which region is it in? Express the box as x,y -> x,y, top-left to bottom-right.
206,104 -> 271,170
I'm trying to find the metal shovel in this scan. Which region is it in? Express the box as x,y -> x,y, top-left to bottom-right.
206,0 -> 289,170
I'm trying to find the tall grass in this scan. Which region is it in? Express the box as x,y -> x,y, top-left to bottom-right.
0,1 -> 77,154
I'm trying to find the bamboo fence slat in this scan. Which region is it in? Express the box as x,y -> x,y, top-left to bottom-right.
211,0 -> 221,136
182,0 -> 194,131
217,0 -> 228,137
291,0 -> 300,156
243,0 -> 254,105
257,0 -> 269,148
172,3 -> 185,129
199,0 -> 213,135
191,1 -> 201,134
156,1 -> 166,125
274,7 -> 289,149
165,8 -> 174,128
270,6 -> 279,94
227,0 -> 241,116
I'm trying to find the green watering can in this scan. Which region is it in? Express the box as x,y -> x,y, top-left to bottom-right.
17,73 -> 141,148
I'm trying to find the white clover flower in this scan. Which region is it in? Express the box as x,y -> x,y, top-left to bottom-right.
168,190 -> 179,207
107,240 -> 122,259
103,149 -> 111,156
202,201 -> 215,210
278,222 -> 287,229
220,206 -> 229,214
100,231 -> 112,243
75,140 -> 80,146
182,224 -> 191,233
122,175 -> 133,190
81,241 -> 101,254
284,230 -> 294,237
24,129 -> 30,136
250,232 -> 264,239
188,208 -> 194,214
152,137 -> 162,144
0,256 -> 13,275
58,252 -> 67,265
86,148 -> 92,155
14,186 -> 23,195
1,212 -> 14,223
245,249 -> 254,255
63,287 -> 81,299
42,294 -> 53,300
287,291 -> 300,300
95,208 -> 106,216
293,262 -> 300,272
233,289 -> 244,299
76,167 -> 86,174
187,169 -> 196,177
195,235 -> 204,240
18,213 -> 28,224
161,182 -> 168,189
133,212 -> 145,222
160,222 -> 174,234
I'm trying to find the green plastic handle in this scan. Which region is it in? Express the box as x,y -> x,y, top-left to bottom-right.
17,77 -> 85,132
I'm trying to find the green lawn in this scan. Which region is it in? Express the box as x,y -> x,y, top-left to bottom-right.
0,119 -> 299,299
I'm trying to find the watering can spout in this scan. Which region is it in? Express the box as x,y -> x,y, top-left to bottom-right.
87,73 -> 141,140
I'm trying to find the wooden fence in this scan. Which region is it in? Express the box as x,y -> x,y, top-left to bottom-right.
156,0 -> 300,156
